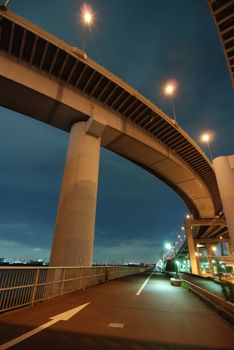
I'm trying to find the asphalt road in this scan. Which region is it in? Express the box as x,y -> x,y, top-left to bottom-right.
0,271 -> 233,350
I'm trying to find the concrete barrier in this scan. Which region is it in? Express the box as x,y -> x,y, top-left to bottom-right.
183,279 -> 234,324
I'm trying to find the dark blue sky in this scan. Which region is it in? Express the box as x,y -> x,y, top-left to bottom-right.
0,0 -> 233,263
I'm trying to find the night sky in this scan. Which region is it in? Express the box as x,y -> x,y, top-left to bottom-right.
0,0 -> 233,263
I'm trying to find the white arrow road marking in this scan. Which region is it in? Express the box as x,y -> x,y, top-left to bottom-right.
136,271 -> 154,295
0,302 -> 91,350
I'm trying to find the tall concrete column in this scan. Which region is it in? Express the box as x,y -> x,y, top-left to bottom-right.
226,242 -> 234,256
206,243 -> 215,275
213,155 -> 234,250
50,120 -> 103,267
185,223 -> 200,275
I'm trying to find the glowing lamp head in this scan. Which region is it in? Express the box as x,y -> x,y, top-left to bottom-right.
165,242 -> 172,250
84,12 -> 92,24
201,133 -> 210,143
165,84 -> 174,95
81,3 -> 94,26
212,246 -> 217,252
164,80 -> 177,96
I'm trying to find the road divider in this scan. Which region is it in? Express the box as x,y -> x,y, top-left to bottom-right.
183,280 -> 234,324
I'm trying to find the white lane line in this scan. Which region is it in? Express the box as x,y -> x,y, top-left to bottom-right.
136,271 -> 154,296
0,302 -> 91,350
108,323 -> 124,328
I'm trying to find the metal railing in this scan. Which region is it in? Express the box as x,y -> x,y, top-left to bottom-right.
0,265 -> 148,313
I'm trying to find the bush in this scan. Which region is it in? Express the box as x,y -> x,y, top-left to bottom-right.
220,281 -> 234,302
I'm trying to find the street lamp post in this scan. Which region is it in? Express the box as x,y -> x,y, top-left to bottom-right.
80,3 -> 94,52
200,133 -> 213,160
164,81 -> 177,123
165,242 -> 179,279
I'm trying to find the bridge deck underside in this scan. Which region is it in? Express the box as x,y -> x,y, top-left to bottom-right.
0,9 -> 223,226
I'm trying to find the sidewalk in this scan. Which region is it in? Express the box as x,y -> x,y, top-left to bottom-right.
0,271 -> 233,349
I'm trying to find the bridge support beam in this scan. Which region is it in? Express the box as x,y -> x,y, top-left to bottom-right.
50,120 -> 103,267
213,155 -> 234,250
206,243 -> 215,275
226,242 -> 234,256
185,223 -> 200,275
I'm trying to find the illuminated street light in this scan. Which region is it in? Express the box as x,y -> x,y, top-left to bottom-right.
201,133 -> 210,143
82,8 -> 93,25
164,80 -> 177,123
165,242 -> 172,250
80,3 -> 94,52
164,83 -> 175,95
200,132 -> 213,160
164,241 -> 179,279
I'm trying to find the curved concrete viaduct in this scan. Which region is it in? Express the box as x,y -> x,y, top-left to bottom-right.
0,9 -> 224,268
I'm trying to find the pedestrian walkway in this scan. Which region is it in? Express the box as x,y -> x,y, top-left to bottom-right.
0,271 -> 233,349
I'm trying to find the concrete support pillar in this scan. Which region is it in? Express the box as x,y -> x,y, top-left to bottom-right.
186,223 -> 200,275
206,243 -> 215,275
50,121 -> 102,267
226,242 -> 234,256
213,155 -> 234,250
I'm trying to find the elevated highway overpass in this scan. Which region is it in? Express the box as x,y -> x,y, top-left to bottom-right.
0,8 -> 230,272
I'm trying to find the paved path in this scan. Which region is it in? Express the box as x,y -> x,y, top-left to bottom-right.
0,271 -> 233,349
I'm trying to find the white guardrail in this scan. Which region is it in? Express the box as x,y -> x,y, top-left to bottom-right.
0,266 -> 149,313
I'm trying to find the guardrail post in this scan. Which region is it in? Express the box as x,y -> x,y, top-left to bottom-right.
60,268 -> 66,296
31,269 -> 40,306
79,268 -> 83,290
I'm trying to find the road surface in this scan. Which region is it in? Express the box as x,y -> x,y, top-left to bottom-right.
0,271 -> 233,349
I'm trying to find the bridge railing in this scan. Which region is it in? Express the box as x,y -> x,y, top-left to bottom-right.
0,265 -> 149,313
